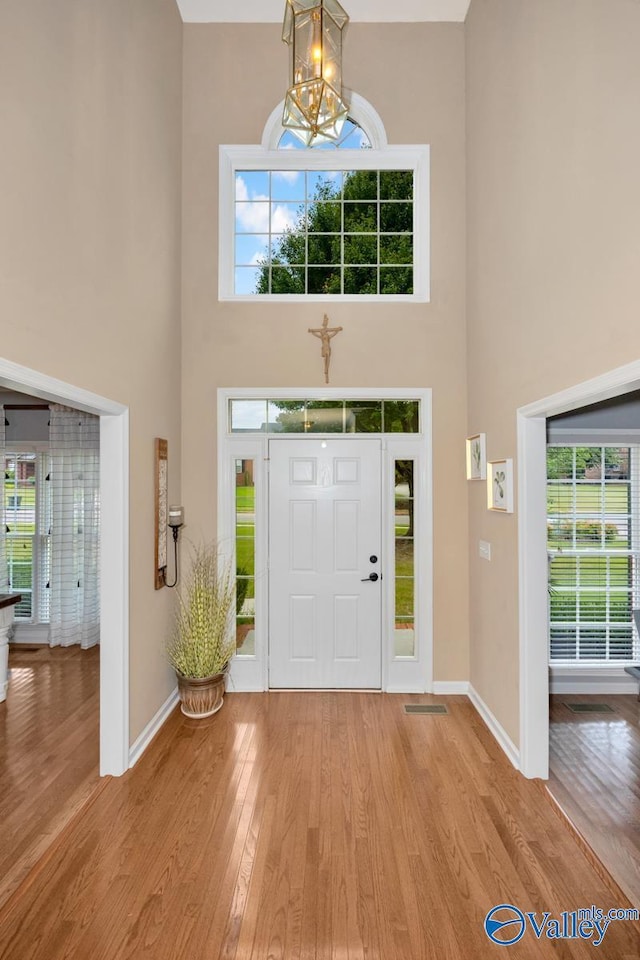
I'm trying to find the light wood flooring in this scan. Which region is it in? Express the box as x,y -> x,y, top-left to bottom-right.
1,691 -> 639,959
548,692 -> 640,909
0,645 -> 100,911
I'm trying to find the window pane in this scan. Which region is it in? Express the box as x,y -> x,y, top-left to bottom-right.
343,170 -> 377,200
605,447 -> 629,479
235,267 -> 262,296
380,202 -> 412,232
230,398 -> 421,435
230,400 -> 267,433
236,171 -> 269,199
235,235 -> 270,267
307,171 -> 342,198
345,401 -> 382,433
344,235 -> 377,265
305,400 -> 344,433
344,266 -> 377,294
235,201 -> 270,234
395,621 -> 415,656
344,202 -> 378,233
237,616 -> 255,656
384,401 -> 420,433
236,459 -> 256,658
380,171 -> 413,201
312,202 -> 341,232
547,444 -> 640,663
232,156 -> 418,297
574,448 -> 601,480
380,266 -> 413,295
271,170 -> 305,202
394,460 -> 415,657
308,266 -> 341,294
308,235 -> 340,266
269,265 -> 306,293
267,401 -> 307,433
380,234 -> 413,265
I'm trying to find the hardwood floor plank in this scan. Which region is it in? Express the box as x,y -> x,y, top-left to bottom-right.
549,693 -> 640,907
0,645 -> 100,911
1,692 -> 639,958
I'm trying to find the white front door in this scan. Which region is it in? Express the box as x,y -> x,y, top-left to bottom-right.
269,437 -> 382,688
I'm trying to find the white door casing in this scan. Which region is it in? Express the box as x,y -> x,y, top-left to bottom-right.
269,437 -> 382,688
219,388 -> 433,695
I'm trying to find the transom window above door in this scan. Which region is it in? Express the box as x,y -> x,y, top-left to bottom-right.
219,96 -> 430,302
229,398 -> 421,434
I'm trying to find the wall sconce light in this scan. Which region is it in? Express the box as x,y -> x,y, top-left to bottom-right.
163,505 -> 184,588
282,0 -> 350,146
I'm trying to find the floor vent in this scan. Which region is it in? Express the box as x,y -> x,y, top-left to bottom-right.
404,704 -> 448,715
564,703 -> 614,714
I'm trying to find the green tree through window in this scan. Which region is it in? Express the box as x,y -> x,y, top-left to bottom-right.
254,170 -> 414,296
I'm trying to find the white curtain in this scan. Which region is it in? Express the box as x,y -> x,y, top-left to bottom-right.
48,405 -> 100,648
0,405 -> 7,591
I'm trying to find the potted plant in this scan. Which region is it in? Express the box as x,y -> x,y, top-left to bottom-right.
167,542 -> 236,718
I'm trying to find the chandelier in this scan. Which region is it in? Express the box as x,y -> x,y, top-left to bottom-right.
282,0 -> 350,146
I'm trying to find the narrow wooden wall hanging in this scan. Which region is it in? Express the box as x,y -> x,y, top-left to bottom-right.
154,438 -> 168,589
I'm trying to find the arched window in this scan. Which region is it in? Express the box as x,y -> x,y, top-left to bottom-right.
219,94 -> 429,301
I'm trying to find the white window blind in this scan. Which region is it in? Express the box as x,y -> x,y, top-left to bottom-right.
4,451 -> 51,622
547,445 -> 640,663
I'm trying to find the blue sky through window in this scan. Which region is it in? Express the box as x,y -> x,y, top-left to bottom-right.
234,119 -> 372,295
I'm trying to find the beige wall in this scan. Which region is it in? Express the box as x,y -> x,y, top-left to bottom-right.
181,23 -> 469,683
466,0 -> 640,742
0,0 -> 183,741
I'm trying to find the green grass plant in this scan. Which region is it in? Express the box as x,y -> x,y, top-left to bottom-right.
167,543 -> 236,678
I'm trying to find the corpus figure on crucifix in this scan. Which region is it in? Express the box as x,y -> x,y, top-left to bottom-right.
308,314 -> 343,384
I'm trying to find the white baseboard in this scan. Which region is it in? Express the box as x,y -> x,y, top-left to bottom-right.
468,684 -> 520,771
550,678 -> 638,694
432,680 -> 470,695
550,666 -> 638,695
10,623 -> 49,644
129,686 -> 179,769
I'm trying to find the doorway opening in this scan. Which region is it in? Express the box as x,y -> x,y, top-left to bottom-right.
518,357 -> 640,780
218,388 -> 433,694
0,356 -> 129,778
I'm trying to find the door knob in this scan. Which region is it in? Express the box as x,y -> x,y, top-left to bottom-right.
361,572 -> 379,582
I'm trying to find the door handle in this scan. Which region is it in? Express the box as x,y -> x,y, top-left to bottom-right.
361,572 -> 379,582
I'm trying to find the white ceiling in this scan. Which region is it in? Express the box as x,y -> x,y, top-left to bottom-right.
175,1 -> 471,24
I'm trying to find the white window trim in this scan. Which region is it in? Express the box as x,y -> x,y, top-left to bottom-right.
219,97 -> 430,303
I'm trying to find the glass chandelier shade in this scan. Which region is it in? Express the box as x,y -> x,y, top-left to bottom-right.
282,0 -> 350,146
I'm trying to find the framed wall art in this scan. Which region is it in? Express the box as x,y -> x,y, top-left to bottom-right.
154,438 -> 168,589
487,458 -> 513,513
466,433 -> 486,480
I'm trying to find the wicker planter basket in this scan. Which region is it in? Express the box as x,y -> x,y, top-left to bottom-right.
177,670 -> 227,719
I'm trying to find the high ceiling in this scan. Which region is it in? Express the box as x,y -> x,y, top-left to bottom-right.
175,0 -> 471,23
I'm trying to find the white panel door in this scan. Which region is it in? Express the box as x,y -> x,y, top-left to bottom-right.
269,438 -> 382,688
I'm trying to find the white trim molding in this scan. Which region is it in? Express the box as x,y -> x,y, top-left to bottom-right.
469,684 -> 520,771
129,686 -> 179,768
218,387 -> 433,695
517,356 -> 640,781
219,140 -> 430,303
550,665 -> 638,695
432,680 -> 469,695
0,355 -> 130,778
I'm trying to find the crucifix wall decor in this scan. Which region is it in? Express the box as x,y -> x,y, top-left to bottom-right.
308,314 -> 343,384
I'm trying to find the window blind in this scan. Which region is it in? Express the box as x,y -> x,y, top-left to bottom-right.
547,444 -> 640,663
